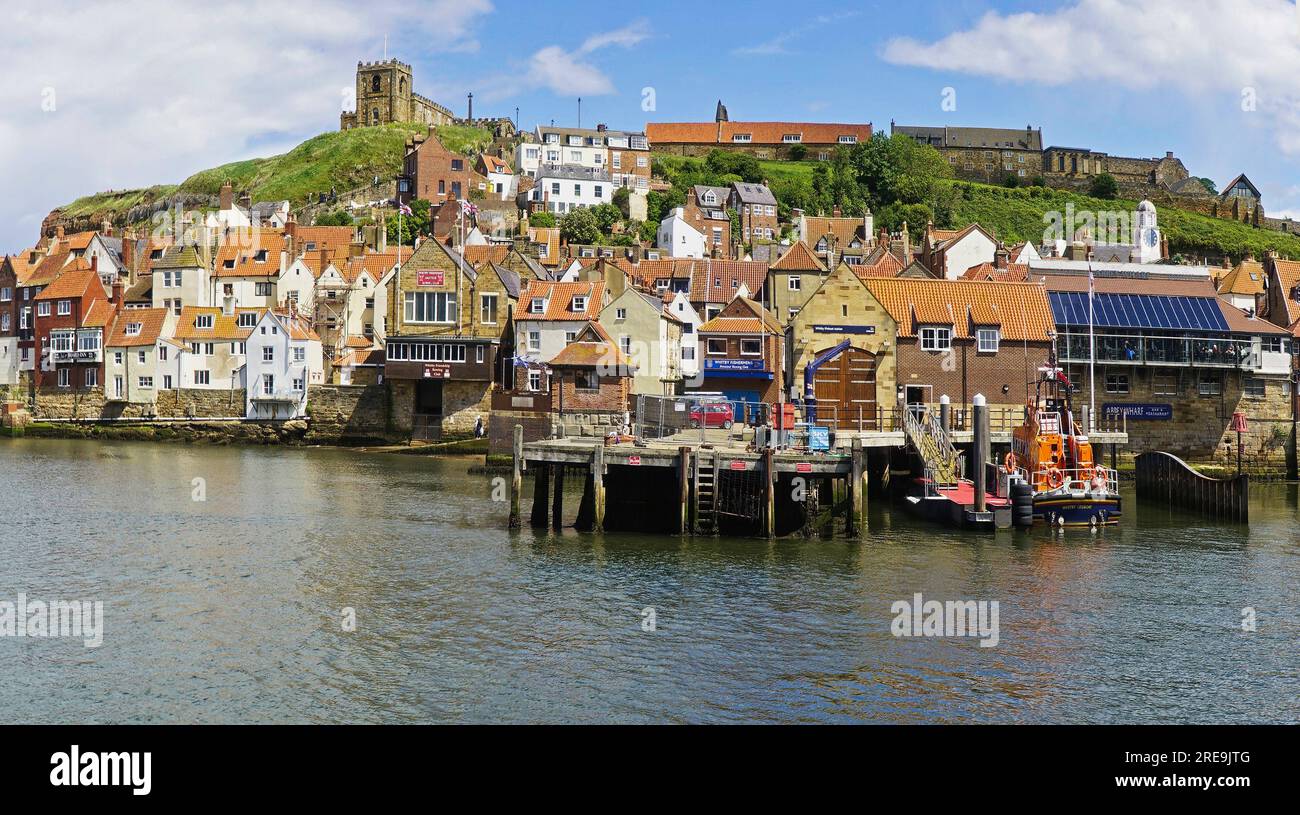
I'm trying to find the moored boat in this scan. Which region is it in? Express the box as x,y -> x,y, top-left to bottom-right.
1007,364 -> 1121,527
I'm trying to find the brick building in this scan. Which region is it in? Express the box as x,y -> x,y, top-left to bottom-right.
648,101 -> 872,160
684,185 -> 732,257
398,128 -> 486,205
547,322 -> 636,416
694,294 -> 785,406
863,277 -> 1056,417
730,182 -> 778,248
33,262 -> 120,391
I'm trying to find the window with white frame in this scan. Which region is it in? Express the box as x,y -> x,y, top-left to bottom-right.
85,369 -> 97,387
480,294 -> 498,325
57,368 -> 69,388
740,339 -> 762,356
788,276 -> 801,291
976,328 -> 1000,353
1197,376 -> 1222,396
138,376 -> 153,389
262,346 -> 274,362
293,347 -> 305,363
57,300 -> 71,316
706,338 -> 727,355
404,291 -> 457,323
194,370 -> 210,385
920,326 -> 952,352
263,375 -> 275,395
37,302 -> 50,317
528,331 -> 540,352
571,296 -> 587,313
528,370 -> 542,391
195,314 -> 213,329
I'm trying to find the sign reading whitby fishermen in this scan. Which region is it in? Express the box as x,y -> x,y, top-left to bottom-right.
1104,403 -> 1173,420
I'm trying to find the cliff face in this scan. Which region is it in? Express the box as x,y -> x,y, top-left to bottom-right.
40,187 -> 213,240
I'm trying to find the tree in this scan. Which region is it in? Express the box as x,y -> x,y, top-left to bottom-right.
612,187 -> 631,220
590,202 -> 621,236
560,207 -> 602,245
315,209 -> 353,226
528,211 -> 556,228
1003,174 -> 1020,188
1089,173 -> 1119,200
1196,177 -> 1218,195
705,150 -> 763,183
386,198 -> 431,245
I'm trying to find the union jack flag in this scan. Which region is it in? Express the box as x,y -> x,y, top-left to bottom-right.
459,199 -> 479,215
398,202 -> 413,216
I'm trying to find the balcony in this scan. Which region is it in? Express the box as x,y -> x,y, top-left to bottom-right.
251,389 -> 303,403
1057,333 -> 1258,370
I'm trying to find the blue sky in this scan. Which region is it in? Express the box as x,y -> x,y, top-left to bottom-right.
3,0 -> 1298,250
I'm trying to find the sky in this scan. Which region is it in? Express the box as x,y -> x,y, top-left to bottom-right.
3,0 -> 1299,251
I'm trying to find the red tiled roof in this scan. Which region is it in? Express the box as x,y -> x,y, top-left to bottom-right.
770,240 -> 826,272
648,120 -> 872,147
34,267 -> 104,301
517,280 -> 602,321
107,307 -> 168,347
864,278 -> 1054,341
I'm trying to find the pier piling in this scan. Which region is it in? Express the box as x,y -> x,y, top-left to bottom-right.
551,463 -> 565,530
849,437 -> 866,537
593,444 -> 605,532
678,446 -> 691,534
763,448 -> 775,538
509,425 -> 523,529
530,461 -> 550,529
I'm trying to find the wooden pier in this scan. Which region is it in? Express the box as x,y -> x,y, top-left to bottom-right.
1135,451 -> 1249,523
509,427 -> 870,538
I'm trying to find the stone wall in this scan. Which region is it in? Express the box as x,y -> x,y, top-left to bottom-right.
30,386 -> 247,420
488,412 -> 551,455
304,383 -> 391,444
388,378 -> 492,439
1068,366 -> 1293,466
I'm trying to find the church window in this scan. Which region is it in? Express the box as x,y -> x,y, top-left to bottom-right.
371,75 -> 381,93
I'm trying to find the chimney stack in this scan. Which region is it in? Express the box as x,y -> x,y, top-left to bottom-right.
219,180 -> 234,212
111,278 -> 124,305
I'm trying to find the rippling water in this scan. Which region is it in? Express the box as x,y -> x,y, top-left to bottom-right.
0,438 -> 1296,723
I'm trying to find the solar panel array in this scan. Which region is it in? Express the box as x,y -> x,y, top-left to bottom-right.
1048,292 -> 1230,332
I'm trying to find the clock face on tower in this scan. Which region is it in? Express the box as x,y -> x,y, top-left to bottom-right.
1144,228 -> 1159,248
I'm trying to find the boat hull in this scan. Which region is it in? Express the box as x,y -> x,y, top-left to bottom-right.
1033,494 -> 1122,527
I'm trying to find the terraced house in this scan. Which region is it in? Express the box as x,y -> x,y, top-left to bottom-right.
104,307 -> 177,406
33,263 -> 119,392
172,305 -> 259,391
383,237 -> 520,439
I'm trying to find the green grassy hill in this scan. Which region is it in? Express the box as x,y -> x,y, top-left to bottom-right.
947,181 -> 1300,261
51,122 -> 492,231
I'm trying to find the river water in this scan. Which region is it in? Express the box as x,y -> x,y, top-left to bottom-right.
0,438 -> 1295,724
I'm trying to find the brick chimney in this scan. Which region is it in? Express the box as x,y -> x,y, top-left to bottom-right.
111,278 -> 124,305
219,180 -> 234,211
121,235 -> 134,272
995,246 -> 1009,269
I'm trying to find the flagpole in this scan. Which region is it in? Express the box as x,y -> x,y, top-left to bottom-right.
1088,262 -> 1096,433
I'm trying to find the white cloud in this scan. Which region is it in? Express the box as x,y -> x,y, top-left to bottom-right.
733,12 -> 860,56
0,0 -> 492,250
881,0 -> 1300,153
480,19 -> 651,102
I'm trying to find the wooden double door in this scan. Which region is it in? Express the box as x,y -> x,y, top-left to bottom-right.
812,346 -> 878,429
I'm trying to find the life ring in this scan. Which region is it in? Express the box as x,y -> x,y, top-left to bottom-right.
1091,472 -> 1108,491
1045,468 -> 1065,489
1004,452 -> 1018,472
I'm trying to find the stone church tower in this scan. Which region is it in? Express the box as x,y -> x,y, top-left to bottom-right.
340,59 -> 453,130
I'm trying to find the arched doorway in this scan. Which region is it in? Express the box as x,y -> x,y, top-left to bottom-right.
812,346 -> 877,430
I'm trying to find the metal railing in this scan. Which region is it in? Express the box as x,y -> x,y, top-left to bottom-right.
1057,332 -> 1257,369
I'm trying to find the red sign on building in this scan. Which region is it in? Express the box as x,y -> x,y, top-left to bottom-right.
730,460 -> 746,471
628,455 -> 642,466
423,363 -> 451,379
416,270 -> 445,287
796,462 -> 813,473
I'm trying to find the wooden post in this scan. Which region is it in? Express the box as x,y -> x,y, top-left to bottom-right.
530,460 -> 549,528
763,448 -> 775,538
711,455 -> 721,535
593,444 -> 605,532
551,463 -> 565,530
849,437 -> 865,536
678,446 -> 691,535
818,477 -> 835,538
509,424 -> 523,529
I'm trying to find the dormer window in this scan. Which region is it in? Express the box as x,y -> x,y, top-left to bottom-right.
920,326 -> 952,352
782,134 -> 802,143
238,313 -> 256,328
125,322 -> 143,336
572,296 -> 587,312
976,327 -> 1000,353
196,314 -> 214,330
305,242 -> 316,251
254,249 -> 268,262
731,134 -> 752,143
223,259 -> 235,269
530,298 -> 546,314
702,191 -> 717,205
150,249 -> 163,260
838,135 -> 858,144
